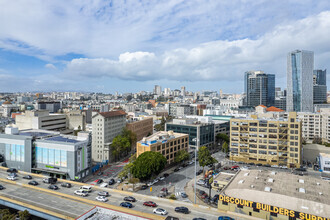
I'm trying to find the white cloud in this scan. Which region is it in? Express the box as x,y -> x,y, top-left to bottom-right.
64,11 -> 330,82
45,63 -> 56,69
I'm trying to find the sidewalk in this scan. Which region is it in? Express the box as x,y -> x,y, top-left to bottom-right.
184,178 -> 206,205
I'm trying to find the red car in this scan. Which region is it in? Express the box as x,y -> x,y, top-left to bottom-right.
143,201 -> 157,207
231,165 -> 239,169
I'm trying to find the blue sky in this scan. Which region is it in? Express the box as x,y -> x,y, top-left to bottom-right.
0,0 -> 330,93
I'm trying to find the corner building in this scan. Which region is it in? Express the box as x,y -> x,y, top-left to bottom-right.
230,112 -> 302,168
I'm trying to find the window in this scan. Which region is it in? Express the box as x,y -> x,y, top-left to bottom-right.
253,208 -> 260,212
237,204 -> 243,208
270,212 -> 277,217
222,201 -> 228,205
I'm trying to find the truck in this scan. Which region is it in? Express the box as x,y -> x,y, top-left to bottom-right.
42,177 -> 57,184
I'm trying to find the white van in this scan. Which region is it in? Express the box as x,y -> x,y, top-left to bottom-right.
80,186 -> 92,192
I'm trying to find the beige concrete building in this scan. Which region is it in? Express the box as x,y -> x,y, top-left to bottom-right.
297,108 -> 330,143
218,169 -> 330,220
230,112 -> 302,168
92,110 -> 126,162
66,110 -> 86,131
136,131 -> 189,164
126,117 -> 153,142
15,110 -> 67,131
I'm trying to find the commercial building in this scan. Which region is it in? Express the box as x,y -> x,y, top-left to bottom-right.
218,170 -> 330,220
318,153 -> 330,173
313,69 -> 327,104
15,110 -> 67,131
136,131 -> 188,164
92,110 -> 126,162
166,118 -> 214,150
66,110 -> 86,131
0,101 -> 19,117
154,85 -> 162,95
230,112 -> 302,168
0,127 -> 91,180
126,117 -> 153,141
287,50 -> 314,112
244,71 -> 275,108
36,101 -> 61,113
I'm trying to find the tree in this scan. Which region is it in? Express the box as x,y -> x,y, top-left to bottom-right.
174,150 -> 190,164
122,128 -> 137,147
129,153 -> 136,163
0,209 -> 16,220
312,136 -> 322,144
216,133 -> 229,143
18,210 -> 30,220
222,142 -> 229,154
111,135 -> 130,161
198,146 -> 218,172
131,151 -> 167,180
118,162 -> 134,179
128,177 -> 140,191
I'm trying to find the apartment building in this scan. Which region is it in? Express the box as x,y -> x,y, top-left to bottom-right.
92,110 -> 126,162
15,110 -> 67,131
126,117 -> 153,141
136,131 -> 189,164
297,108 -> 330,143
230,112 -> 302,168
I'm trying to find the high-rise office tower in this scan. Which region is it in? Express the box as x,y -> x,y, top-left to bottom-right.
287,50 -> 314,112
313,69 -> 327,104
154,85 -> 162,95
244,71 -> 275,107
181,86 -> 186,97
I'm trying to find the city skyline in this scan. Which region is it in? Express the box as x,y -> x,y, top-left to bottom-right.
1,1 -> 330,93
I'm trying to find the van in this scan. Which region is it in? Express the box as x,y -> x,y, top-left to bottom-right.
80,186 -> 92,192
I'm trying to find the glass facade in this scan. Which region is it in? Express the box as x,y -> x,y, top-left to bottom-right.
35,146 -> 67,167
5,144 -> 25,162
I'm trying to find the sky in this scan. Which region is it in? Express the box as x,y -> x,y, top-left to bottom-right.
0,0 -> 330,94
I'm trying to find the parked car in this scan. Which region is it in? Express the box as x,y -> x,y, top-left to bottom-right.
159,176 -> 165,181
6,168 -> 18,173
7,176 -> 17,181
96,196 -> 108,202
140,185 -> 148,190
97,179 -> 103,184
117,179 -> 123,183
174,168 -> 180,172
28,181 -> 39,186
100,182 -> 108,188
0,185 -> 5,190
193,218 -> 207,220
197,179 -> 205,186
264,164 -> 271,167
143,201 -> 157,207
218,216 -> 235,220
153,208 -> 168,215
97,171 -> 104,176
74,190 -> 88,197
196,169 -> 203,175
198,190 -> 206,196
256,163 -> 262,167
108,179 -> 115,185
61,183 -> 72,188
23,175 -> 32,179
181,192 -> 188,198
223,166 -> 230,170
98,191 -> 109,197
248,163 -> 255,166
124,196 -> 136,202
163,173 -> 169,178
48,185 -> 59,190
120,202 -> 133,208
147,182 -> 153,187
231,165 -> 239,170
174,206 -> 189,214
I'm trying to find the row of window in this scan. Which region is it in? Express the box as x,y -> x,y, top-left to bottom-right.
35,147 -> 67,167
5,144 -> 24,162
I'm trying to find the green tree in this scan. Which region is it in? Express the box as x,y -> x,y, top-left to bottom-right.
111,135 -> 130,161
0,209 -> 16,220
174,150 -> 190,164
18,210 -> 30,220
129,153 -> 137,163
131,151 -> 167,180
198,146 -> 218,172
118,162 -> 134,179
222,142 -> 229,153
122,128 -> 137,147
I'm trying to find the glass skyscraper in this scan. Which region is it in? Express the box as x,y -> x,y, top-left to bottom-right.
244,71 -> 275,107
287,50 -> 314,112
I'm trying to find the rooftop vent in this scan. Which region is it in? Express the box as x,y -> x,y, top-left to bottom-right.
264,187 -> 272,192
299,179 -> 304,184
244,172 -> 249,176
271,171 -> 276,175
268,178 -> 274,183
250,185 -> 255,188
317,182 -> 320,186
319,192 -> 323,195
238,180 -> 245,184
299,188 -> 306,193
255,177 -> 259,179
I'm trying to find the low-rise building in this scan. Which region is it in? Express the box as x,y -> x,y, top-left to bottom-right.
230,112 -> 302,168
15,110 -> 67,131
218,169 -> 330,219
0,127 -> 91,180
136,131 -> 188,164
318,153 -> 330,173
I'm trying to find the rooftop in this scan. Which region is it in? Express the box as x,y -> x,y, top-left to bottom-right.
45,136 -> 80,143
223,169 -> 330,217
98,110 -> 126,118
139,131 -> 187,146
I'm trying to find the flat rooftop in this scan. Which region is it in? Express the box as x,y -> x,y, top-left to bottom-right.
139,131 -> 187,146
18,129 -> 60,138
222,169 -> 330,217
45,136 -> 80,143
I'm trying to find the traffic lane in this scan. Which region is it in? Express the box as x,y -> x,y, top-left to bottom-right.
0,181 -> 93,217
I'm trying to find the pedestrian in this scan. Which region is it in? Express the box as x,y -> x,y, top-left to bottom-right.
122,188 -> 123,191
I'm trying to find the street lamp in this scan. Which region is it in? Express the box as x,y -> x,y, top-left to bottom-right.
192,137 -> 199,204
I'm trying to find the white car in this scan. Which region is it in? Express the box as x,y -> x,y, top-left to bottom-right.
7,176 -> 17,181
241,166 -> 250,170
147,182 -> 153,187
159,177 -> 165,181
197,179 -> 205,186
96,196 -> 108,202
74,190 -> 88,197
153,208 -> 168,215
100,183 -> 108,188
